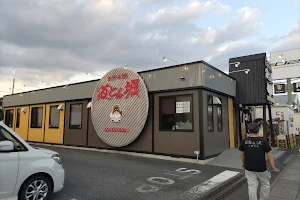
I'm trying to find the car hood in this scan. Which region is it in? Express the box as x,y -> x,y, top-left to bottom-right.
35,147 -> 58,155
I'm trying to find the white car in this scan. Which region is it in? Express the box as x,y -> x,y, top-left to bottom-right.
0,121 -> 65,200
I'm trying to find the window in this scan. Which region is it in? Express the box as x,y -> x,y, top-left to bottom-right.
70,104 -> 82,129
16,109 -> 21,128
159,94 -> 193,131
207,95 -> 223,132
5,109 -> 14,128
214,97 -> 223,132
31,107 -> 43,128
208,96 -> 213,131
49,105 -> 60,128
0,126 -> 26,151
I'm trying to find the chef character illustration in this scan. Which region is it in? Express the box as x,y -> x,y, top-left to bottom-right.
110,104 -> 122,122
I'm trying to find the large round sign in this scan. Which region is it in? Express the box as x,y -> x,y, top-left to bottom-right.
91,68 -> 149,147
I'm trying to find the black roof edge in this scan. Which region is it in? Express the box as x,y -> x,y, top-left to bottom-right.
229,52 -> 266,63
138,60 -> 236,80
3,78 -> 101,98
3,60 -> 235,97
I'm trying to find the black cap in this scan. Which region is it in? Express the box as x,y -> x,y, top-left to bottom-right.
247,123 -> 260,134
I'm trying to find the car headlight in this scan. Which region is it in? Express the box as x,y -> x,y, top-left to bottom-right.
52,154 -> 62,164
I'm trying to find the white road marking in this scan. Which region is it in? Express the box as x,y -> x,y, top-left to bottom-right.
147,177 -> 175,185
135,183 -> 160,193
175,168 -> 201,175
178,170 -> 240,199
164,172 -> 191,180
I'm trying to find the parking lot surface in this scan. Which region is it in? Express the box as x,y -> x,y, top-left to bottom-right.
37,146 -> 242,200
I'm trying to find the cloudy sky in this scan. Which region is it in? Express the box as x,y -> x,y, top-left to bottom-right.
0,0 -> 299,97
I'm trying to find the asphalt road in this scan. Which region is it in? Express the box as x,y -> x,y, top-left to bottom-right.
33,145 -> 243,200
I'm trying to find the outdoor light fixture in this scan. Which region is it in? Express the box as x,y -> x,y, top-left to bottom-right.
86,72 -> 102,77
245,69 -> 250,74
41,80 -> 57,85
63,80 -> 77,90
229,69 -> 250,74
24,84 -> 39,89
180,76 -> 185,81
162,56 -> 178,64
279,54 -> 286,63
229,62 -> 241,68
125,64 -> 141,69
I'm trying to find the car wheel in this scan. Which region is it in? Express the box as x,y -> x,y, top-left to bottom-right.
19,175 -> 52,200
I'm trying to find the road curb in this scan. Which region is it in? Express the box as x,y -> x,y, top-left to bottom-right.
270,147 -> 300,190
199,172 -> 246,200
29,142 -> 214,165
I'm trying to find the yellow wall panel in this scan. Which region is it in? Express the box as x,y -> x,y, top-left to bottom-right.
28,104 -> 45,142
44,103 -> 65,144
14,106 -> 30,141
228,98 -> 235,148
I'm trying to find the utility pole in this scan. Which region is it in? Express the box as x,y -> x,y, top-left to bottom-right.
12,78 -> 15,94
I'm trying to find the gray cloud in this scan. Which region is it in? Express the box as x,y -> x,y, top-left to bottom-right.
0,0 -> 299,97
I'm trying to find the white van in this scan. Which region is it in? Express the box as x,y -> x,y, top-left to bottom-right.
0,121 -> 65,200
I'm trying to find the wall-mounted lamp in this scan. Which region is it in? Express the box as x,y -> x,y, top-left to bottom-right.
63,80 -> 77,90
41,80 -> 57,85
57,104 -> 64,110
87,102 -> 92,109
279,54 -> 286,63
180,76 -> 185,81
24,84 -> 39,89
229,69 -> 250,74
86,72 -> 102,78
125,64 -> 141,69
21,108 -> 26,113
163,56 -> 178,64
229,62 -> 241,68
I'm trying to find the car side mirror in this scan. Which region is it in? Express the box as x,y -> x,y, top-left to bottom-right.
0,141 -> 14,151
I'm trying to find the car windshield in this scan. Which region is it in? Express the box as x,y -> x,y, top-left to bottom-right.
0,126 -> 26,151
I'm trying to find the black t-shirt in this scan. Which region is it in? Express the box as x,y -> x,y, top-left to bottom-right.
239,136 -> 272,172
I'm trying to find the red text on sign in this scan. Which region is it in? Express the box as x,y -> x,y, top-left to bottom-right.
96,78 -> 140,100
104,128 -> 129,132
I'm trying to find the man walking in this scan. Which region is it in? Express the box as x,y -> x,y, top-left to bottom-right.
239,123 -> 280,200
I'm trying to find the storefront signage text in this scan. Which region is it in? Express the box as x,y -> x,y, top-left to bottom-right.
104,128 -> 129,132
108,73 -> 128,81
97,78 -> 140,100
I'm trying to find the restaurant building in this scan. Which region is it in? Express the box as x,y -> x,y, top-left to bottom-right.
2,61 -> 237,159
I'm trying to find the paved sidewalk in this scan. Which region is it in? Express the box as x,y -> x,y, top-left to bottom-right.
269,153 -> 300,200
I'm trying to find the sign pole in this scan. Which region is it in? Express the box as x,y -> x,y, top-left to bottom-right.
287,78 -> 292,105
263,104 -> 267,139
268,104 -> 275,146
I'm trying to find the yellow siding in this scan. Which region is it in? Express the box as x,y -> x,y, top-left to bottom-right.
4,107 -> 16,131
228,98 -> 235,148
28,104 -> 46,142
44,103 -> 65,144
14,106 -> 30,141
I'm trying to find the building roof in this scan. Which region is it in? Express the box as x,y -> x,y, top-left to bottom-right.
2,60 -> 237,108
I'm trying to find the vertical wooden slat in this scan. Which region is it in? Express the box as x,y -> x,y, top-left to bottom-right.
228,98 -> 235,148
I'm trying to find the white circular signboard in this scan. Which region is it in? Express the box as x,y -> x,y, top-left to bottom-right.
91,68 -> 149,147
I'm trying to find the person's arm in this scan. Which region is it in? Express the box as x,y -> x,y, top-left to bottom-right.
240,152 -> 245,168
266,152 -> 279,172
265,141 -> 280,172
239,140 -> 245,168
